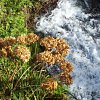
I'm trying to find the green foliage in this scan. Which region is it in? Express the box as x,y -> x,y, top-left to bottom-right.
0,0 -> 32,37
0,57 -> 46,99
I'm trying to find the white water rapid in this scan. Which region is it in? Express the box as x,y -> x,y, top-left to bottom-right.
36,0 -> 100,100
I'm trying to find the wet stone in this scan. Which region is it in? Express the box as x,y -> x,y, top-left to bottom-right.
46,64 -> 62,76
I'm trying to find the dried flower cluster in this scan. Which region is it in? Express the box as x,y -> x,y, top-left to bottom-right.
26,33 -> 39,44
36,52 -> 65,64
0,48 -> 7,57
58,61 -> 73,85
60,61 -> 73,73
56,38 -> 70,56
36,36 -> 69,64
0,33 -> 39,47
0,46 -> 13,57
59,72 -> 73,85
0,37 -> 16,57
17,33 -> 39,44
14,46 -> 30,63
40,36 -> 57,50
0,33 -> 74,91
0,33 -> 39,62
36,51 -> 55,64
0,38 -> 15,58
0,37 -> 16,48
40,36 -> 70,56
38,36 -> 73,87
53,53 -> 65,63
4,37 -> 16,46
4,46 -> 13,57
17,34 -> 26,44
0,38 -> 4,48
41,78 -> 58,91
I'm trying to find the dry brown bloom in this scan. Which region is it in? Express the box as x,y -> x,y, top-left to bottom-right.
40,36 -> 57,50
0,46 -> 13,57
4,46 -> 13,57
40,36 -> 70,56
14,46 -> 30,63
4,36 -> 16,46
60,61 -> 73,73
59,72 -> 73,85
0,38 -> 4,48
53,53 -> 65,63
0,37 -> 16,48
36,51 -> 55,64
17,33 -> 39,44
41,78 -> 58,91
26,33 -> 39,44
0,48 -> 7,57
17,34 -> 27,44
56,38 -> 70,56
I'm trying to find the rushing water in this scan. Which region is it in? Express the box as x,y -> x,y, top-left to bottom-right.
36,0 -> 100,100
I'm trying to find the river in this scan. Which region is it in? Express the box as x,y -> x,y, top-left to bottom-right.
36,0 -> 100,99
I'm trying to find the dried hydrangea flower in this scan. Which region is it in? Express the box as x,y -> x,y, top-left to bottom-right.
4,46 -> 13,57
40,36 -> 70,56
40,36 -> 57,50
0,48 -> 7,57
60,61 -> 73,73
26,33 -> 39,44
0,46 -> 13,57
0,37 -> 16,48
0,38 -> 4,48
14,46 -> 30,63
53,53 -> 65,63
17,34 -> 27,44
41,78 -> 58,91
4,36 -> 16,46
17,33 -> 39,44
56,38 -> 70,56
36,51 -> 55,64
59,72 -> 73,85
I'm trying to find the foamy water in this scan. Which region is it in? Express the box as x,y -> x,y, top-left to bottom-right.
36,0 -> 100,99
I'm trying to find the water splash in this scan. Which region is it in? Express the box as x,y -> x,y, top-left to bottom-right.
36,0 -> 100,99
